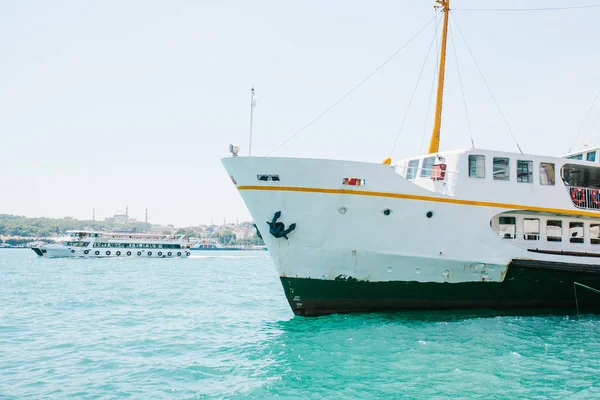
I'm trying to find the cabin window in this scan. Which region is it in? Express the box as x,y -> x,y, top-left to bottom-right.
569,222 -> 584,243
499,216 -> 516,239
406,160 -> 419,180
517,160 -> 533,183
421,157 -> 435,177
493,157 -> 509,181
591,224 -> 600,244
468,155 -> 485,179
568,154 -> 583,160
523,218 -> 539,240
561,163 -> 600,188
546,220 -> 562,242
587,152 -> 596,162
539,163 -> 555,185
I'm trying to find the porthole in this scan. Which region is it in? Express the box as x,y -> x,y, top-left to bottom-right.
426,211 -> 434,218
383,208 -> 392,216
338,206 -> 347,214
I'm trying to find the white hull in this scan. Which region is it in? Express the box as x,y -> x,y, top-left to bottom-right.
34,244 -> 191,258
224,157 -> 599,281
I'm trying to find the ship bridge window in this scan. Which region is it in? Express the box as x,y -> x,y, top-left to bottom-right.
517,160 -> 533,183
421,157 -> 435,177
591,224 -> 600,245
468,155 -> 485,179
561,164 -> 600,188
493,157 -> 509,180
568,154 -> 583,160
524,218 -> 539,240
546,220 -> 562,242
498,216 -> 516,239
406,159 -> 419,180
540,163 -> 555,185
587,152 -> 597,162
569,222 -> 584,244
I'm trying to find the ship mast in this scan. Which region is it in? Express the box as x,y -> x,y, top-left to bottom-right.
427,0 -> 450,154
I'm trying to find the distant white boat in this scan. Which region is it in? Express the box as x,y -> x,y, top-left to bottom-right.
32,230 -> 191,258
189,238 -> 240,251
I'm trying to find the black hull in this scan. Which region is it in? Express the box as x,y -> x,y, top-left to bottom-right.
281,259 -> 600,316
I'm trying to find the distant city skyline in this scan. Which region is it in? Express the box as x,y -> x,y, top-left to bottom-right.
7,208 -> 251,228
1,1 -> 599,225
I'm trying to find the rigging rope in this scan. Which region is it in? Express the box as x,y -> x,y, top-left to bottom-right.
568,85 -> 600,153
450,13 -> 523,154
454,4 -> 600,12
390,14 -> 443,158
266,13 -> 440,156
449,23 -> 474,149
574,282 -> 600,321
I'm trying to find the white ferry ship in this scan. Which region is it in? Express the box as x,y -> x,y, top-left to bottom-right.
222,1 -> 600,315
32,230 -> 191,258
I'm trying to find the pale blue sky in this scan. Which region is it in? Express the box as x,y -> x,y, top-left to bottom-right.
1,1 -> 599,225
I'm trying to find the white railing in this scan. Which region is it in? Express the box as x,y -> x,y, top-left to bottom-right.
395,165 -> 460,183
394,165 -> 461,196
566,186 -> 600,211
495,231 -> 600,255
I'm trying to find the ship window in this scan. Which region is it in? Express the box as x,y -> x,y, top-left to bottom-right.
499,216 -> 516,239
517,160 -> 533,183
568,154 -> 583,160
421,157 -> 435,177
561,164 -> 600,188
539,163 -> 555,185
524,218 -> 539,240
493,157 -> 509,181
569,222 -> 584,243
546,220 -> 562,242
591,224 -> 600,244
587,152 -> 596,162
406,159 -> 419,180
468,155 -> 485,179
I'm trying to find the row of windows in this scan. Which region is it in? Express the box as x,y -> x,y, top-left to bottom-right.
64,241 -> 90,247
92,243 -> 182,249
406,157 -> 436,180
468,155 -> 556,185
499,217 -> 599,244
567,151 -> 596,162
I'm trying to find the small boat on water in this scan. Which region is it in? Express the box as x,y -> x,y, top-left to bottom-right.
190,238 -> 240,251
223,1 -> 600,315
189,238 -> 267,251
32,230 -> 191,258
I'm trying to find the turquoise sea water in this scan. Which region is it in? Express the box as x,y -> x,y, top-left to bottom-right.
1,248 -> 599,399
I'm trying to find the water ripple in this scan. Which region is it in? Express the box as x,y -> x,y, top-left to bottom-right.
0,249 -> 599,398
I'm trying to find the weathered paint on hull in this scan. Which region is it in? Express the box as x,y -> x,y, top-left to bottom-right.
281,262 -> 600,316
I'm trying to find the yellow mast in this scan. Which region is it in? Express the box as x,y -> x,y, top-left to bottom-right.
427,0 -> 450,154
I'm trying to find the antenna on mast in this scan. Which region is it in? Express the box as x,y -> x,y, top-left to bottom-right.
428,0 -> 450,154
249,88 -> 257,156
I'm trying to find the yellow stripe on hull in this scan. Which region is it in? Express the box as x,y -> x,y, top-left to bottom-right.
237,185 -> 600,219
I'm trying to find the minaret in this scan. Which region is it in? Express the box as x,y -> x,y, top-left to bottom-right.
125,205 -> 129,222
145,208 -> 148,223
93,208 -> 95,221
